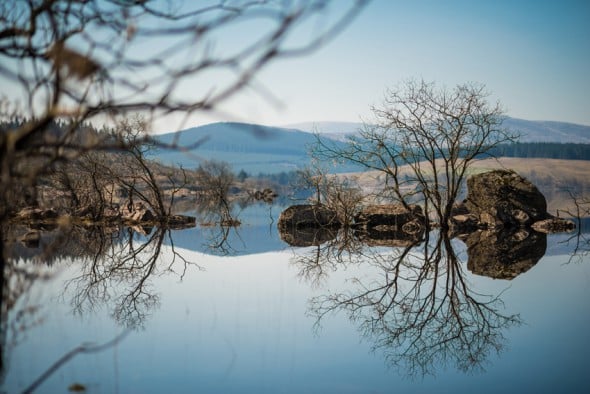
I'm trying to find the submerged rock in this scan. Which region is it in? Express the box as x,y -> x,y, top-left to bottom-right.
278,204 -> 340,231
354,204 -> 425,229
16,207 -> 58,221
18,230 -> 41,248
122,202 -> 155,223
352,204 -> 425,247
531,217 -> 576,233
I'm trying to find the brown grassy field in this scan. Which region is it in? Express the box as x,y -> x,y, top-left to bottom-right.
337,158 -> 590,215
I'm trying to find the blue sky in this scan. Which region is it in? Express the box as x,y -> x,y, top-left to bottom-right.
188,0 -> 590,130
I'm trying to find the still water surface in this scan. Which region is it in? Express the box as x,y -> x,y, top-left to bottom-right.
2,205 -> 589,393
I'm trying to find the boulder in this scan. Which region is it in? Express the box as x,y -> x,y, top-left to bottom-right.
531,217 -> 576,233
166,215 -> 197,230
278,204 -> 340,231
251,188 -> 278,203
16,207 -> 58,221
449,213 -> 480,237
465,170 -> 548,228
354,204 -> 425,229
122,202 -> 156,223
353,204 -> 425,247
18,230 -> 41,248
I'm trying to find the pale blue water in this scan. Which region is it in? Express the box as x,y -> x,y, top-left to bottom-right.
2,210 -> 589,393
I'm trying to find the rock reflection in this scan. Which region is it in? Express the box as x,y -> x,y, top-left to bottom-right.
301,231 -> 522,377
465,229 -> 547,279
279,225 -> 338,247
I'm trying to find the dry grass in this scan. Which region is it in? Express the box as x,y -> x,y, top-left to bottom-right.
336,158 -> 590,215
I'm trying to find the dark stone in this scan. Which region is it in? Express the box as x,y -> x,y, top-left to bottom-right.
353,204 -> 426,247
464,229 -> 547,280
122,202 -> 155,223
531,217 -> 576,233
15,207 -> 58,221
465,170 -> 549,228
354,204 -> 425,229
166,215 -> 197,229
278,204 -> 340,231
18,230 -> 41,248
251,188 -> 278,202
449,213 -> 480,237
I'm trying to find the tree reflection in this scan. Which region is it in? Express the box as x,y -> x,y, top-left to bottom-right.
2,222 -> 196,337
306,231 -> 522,377
63,226 -> 197,329
289,229 -> 364,288
194,191 -> 244,255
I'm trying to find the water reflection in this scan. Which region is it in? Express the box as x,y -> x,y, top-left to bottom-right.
1,222 -> 197,378
194,195 -> 244,254
464,229 -> 547,279
2,208 -> 589,392
297,230 -> 522,376
62,226 -> 198,329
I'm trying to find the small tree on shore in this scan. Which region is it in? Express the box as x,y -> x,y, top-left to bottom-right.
313,79 -> 517,228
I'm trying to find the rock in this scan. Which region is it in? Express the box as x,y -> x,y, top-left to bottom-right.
15,207 -> 58,221
464,229 -> 547,280
531,217 -> 576,233
122,202 -> 155,223
353,204 -> 426,247
166,215 -> 197,229
18,230 -> 41,248
278,204 -> 340,231
251,188 -> 278,203
74,206 -> 93,218
131,208 -> 155,222
40,208 -> 58,219
220,218 -> 241,227
465,170 -> 548,228
354,204 -> 425,229
449,213 -> 480,237
451,202 -> 470,216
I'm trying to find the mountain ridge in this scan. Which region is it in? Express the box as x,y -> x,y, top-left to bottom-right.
286,118 -> 590,143
151,118 -> 590,174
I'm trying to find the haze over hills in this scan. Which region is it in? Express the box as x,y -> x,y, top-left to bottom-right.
152,122 -> 359,174
151,118 -> 590,174
288,118 -> 590,143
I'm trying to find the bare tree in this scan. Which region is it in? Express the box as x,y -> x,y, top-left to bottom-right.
313,79 -> 517,229
296,163 -> 365,227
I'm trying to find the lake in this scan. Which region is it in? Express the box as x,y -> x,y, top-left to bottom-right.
2,204 -> 589,393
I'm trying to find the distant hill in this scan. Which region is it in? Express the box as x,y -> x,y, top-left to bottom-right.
151,118 -> 590,174
287,118 -> 590,144
151,122 -> 357,174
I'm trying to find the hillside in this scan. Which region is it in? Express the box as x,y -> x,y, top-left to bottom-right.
151,119 -> 590,175
337,158 -> 590,215
152,122 -> 359,174
288,118 -> 590,143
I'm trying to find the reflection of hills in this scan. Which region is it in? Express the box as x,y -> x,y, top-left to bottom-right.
166,204 -> 288,256
464,230 -> 547,280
